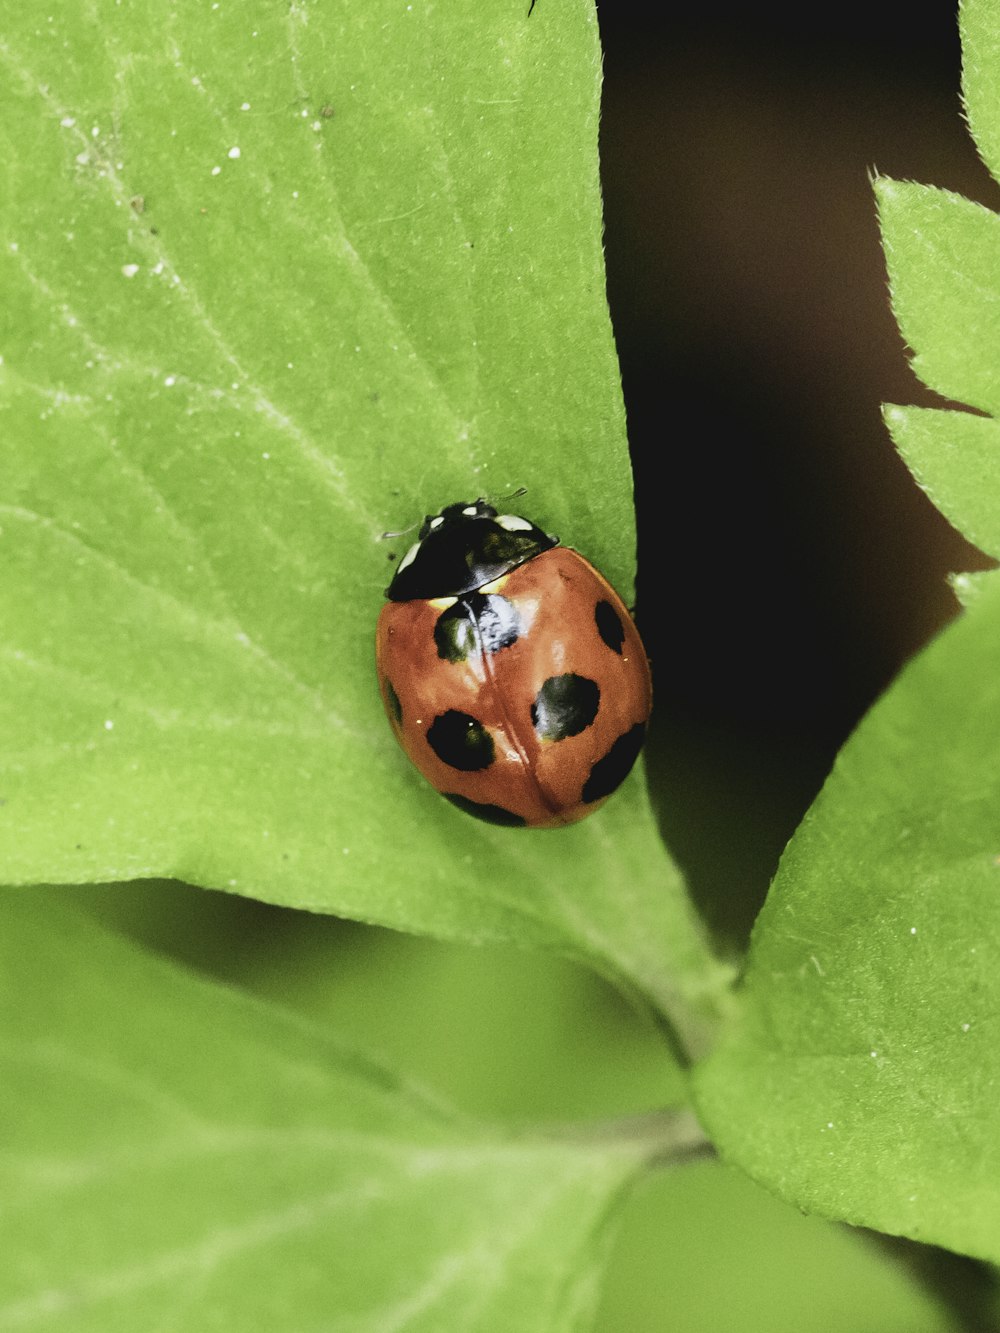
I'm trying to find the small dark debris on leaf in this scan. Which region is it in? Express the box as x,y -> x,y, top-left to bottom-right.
320,104 -> 335,119
130,194 -> 145,214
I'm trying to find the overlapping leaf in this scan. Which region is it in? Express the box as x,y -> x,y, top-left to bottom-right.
0,896 -> 690,1330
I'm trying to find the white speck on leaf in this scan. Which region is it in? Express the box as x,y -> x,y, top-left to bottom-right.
228,145 -> 240,159
121,264 -> 139,278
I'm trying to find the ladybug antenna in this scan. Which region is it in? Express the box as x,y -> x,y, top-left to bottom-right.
380,518 -> 421,541
495,485 -> 527,504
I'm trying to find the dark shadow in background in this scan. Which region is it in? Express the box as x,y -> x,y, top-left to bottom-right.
597,2 -> 998,946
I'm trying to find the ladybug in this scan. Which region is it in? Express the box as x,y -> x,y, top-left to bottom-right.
375,500 -> 652,828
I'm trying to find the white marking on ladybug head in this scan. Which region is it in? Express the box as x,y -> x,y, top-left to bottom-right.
429,516 -> 445,530
395,541 -> 420,573
462,505 -> 479,517
496,514 -> 533,532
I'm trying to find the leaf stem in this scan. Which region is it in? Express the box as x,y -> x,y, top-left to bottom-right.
539,1106 -> 715,1170
605,943 -> 740,1074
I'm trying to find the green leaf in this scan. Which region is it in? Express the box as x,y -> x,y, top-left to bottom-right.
883,404 -> 1000,559
598,1163 -> 967,1333
950,567 -> 1000,609
875,3 -> 1000,562
0,3 -> 726,1029
693,573 -> 1000,1263
875,4 -> 1000,562
962,0 -> 1000,187
0,895 -> 696,1330
876,178 -> 1000,418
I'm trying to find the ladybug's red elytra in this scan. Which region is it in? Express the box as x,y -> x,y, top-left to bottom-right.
375,500 -> 652,828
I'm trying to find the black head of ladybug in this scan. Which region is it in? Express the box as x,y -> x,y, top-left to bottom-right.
386,500 -> 558,601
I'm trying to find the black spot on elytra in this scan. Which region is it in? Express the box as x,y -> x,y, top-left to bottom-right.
434,593 -> 521,663
444,793 -> 527,827
581,723 -> 647,803
384,679 -> 402,726
531,674 -> 600,741
595,599 -> 625,654
427,710 -> 495,771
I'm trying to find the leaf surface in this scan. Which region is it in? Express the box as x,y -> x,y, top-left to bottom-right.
0,2 -> 726,1030
694,575 -> 1000,1262
877,179 -> 1000,418
962,0 -> 1000,186
737,0 -> 1000,1259
883,405 -> 1000,559
877,0 -> 1000,559
0,896 -> 686,1331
